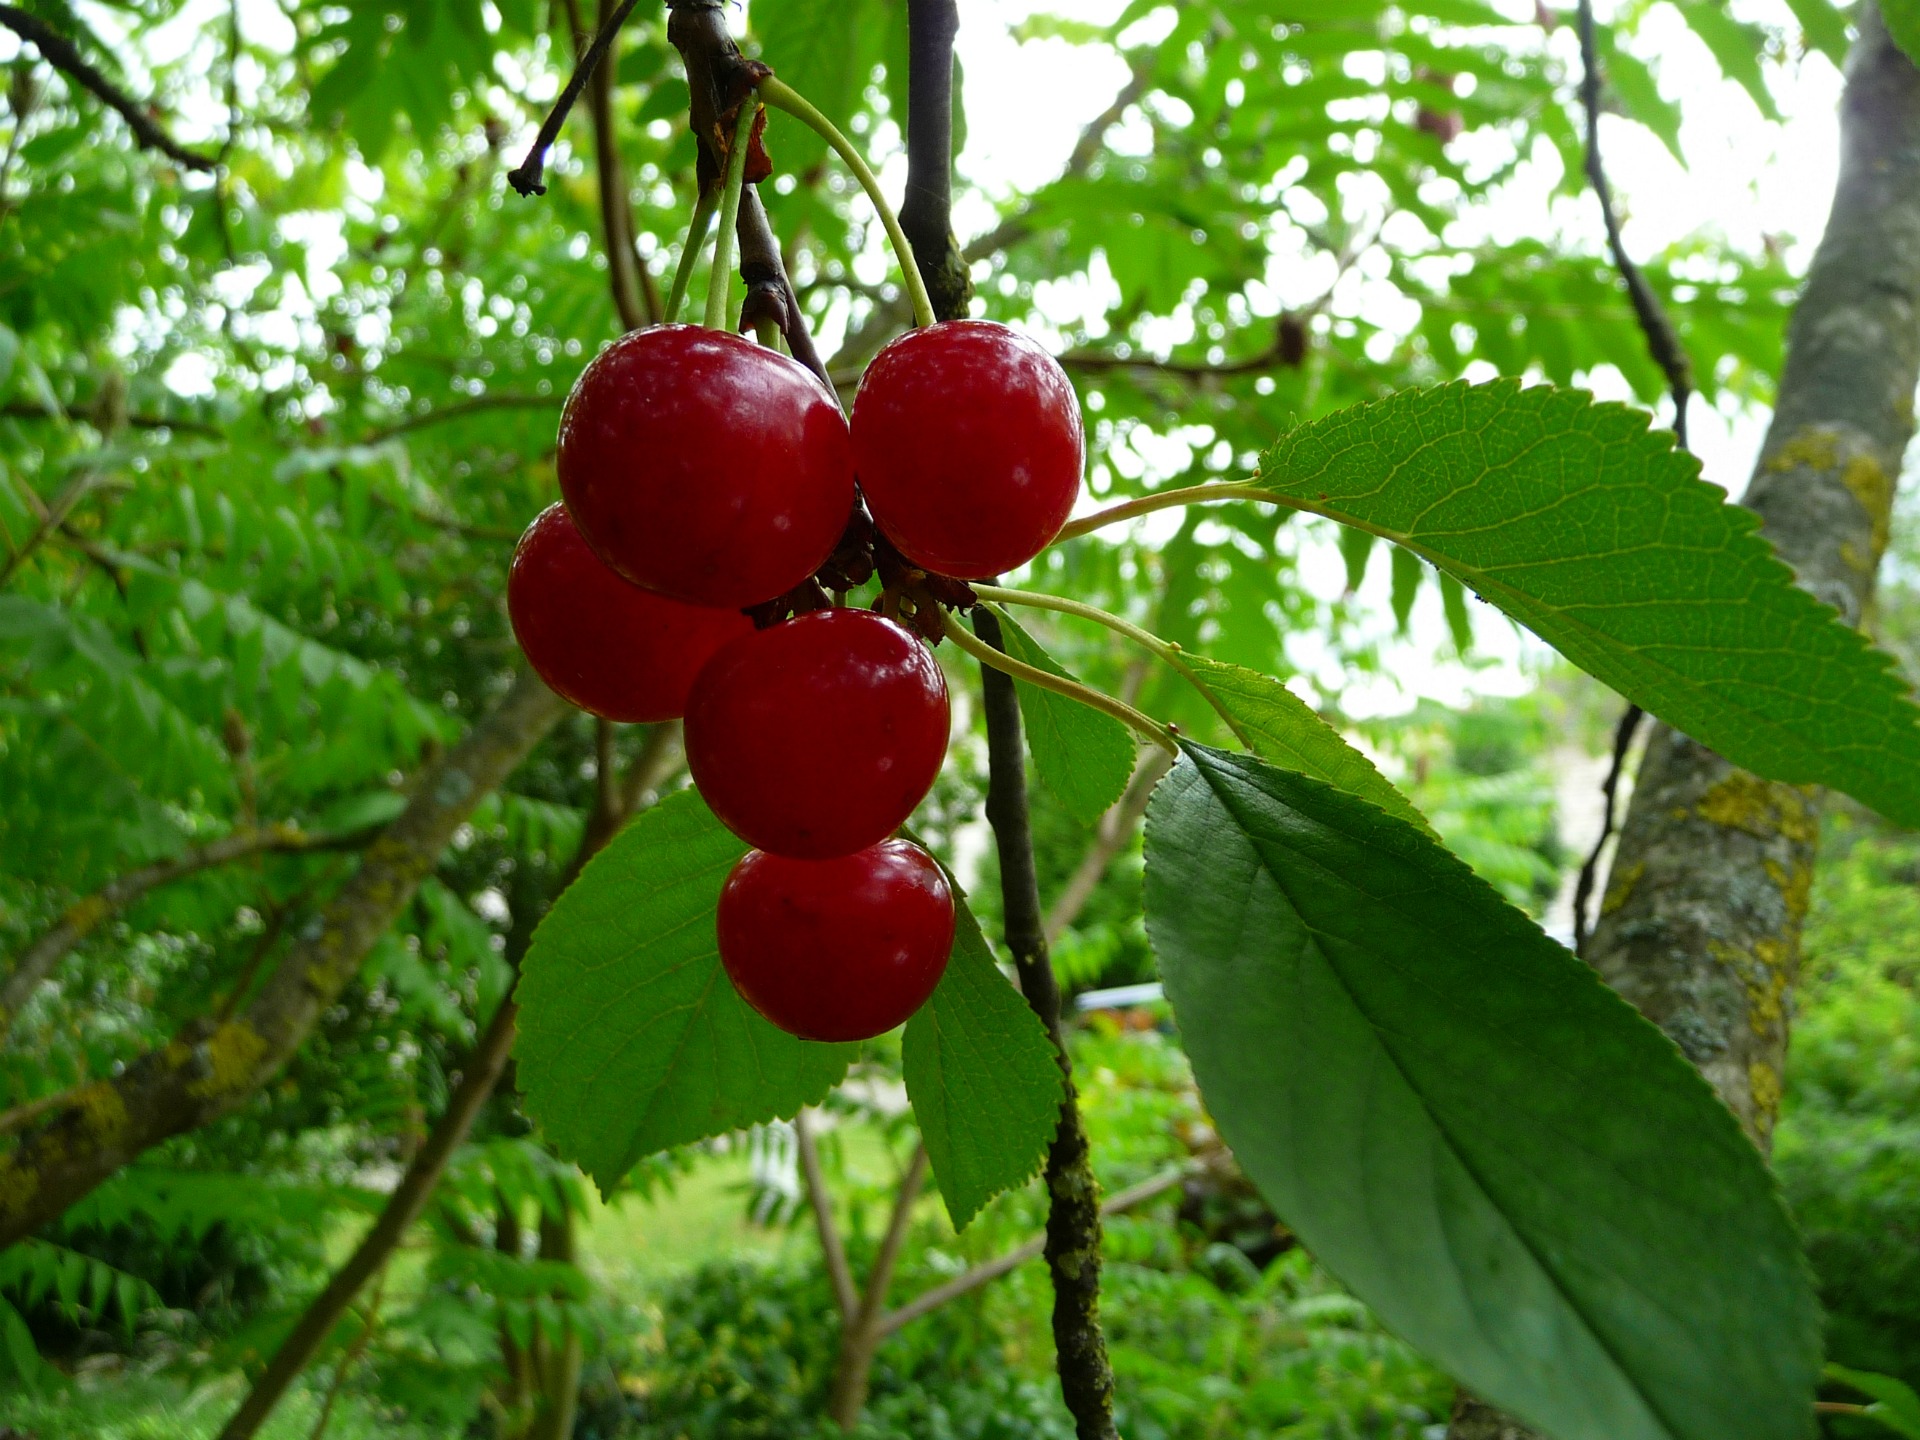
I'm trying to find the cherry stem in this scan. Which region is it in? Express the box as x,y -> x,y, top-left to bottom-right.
758,76 -> 938,329
704,98 -> 760,333
665,181 -> 719,326
941,608 -> 1177,755
1052,481 -> 1268,544
970,585 -> 1258,752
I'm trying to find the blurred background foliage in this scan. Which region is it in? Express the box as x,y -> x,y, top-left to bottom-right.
0,0 -> 1912,1434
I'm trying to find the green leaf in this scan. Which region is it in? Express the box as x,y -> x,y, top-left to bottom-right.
1250,380 -> 1920,826
1143,743 -> 1818,1440
1784,0 -> 1854,64
1175,653 -> 1431,835
1672,1 -> 1782,120
1389,542 -> 1422,631
903,890 -> 1063,1229
514,790 -> 855,1191
1828,1366 -> 1920,1440
1338,524 -> 1375,592
1884,0 -> 1920,67
990,607 -> 1136,824
1438,570 -> 1475,654
1597,31 -> 1685,165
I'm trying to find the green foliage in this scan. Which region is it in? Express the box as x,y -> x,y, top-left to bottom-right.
1828,1367 -> 1920,1440
903,895 -> 1063,1229
1143,744 -> 1818,1440
514,789 -> 854,1191
989,608 -> 1136,824
1253,381 -> 1920,826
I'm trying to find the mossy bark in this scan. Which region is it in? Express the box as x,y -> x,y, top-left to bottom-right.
0,670 -> 567,1248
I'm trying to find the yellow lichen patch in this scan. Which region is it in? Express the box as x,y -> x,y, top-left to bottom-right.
186,1021 -> 270,1100
72,1080 -> 128,1139
1765,856 -> 1814,924
1601,860 -> 1645,917
1764,429 -> 1841,479
1842,453 -> 1894,558
1748,1060 -> 1783,1128
1695,771 -> 1818,845
1709,937 -> 1793,1040
1840,540 -> 1872,580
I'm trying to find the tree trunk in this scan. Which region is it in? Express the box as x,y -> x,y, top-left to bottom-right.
1450,5 -> 1920,1434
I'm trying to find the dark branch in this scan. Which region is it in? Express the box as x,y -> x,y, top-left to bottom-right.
973,608 -> 1119,1440
1571,703 -> 1644,957
1576,0 -> 1693,444
571,0 -> 657,330
0,7 -> 218,172
900,0 -> 971,321
507,0 -> 644,197
214,995 -> 521,1440
360,393 -> 562,445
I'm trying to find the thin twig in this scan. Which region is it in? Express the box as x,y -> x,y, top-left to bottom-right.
1571,703 -> 1644,956
0,7 -> 218,172
360,393 -> 561,445
1576,0 -> 1692,443
973,608 -> 1119,1440
899,0 -> 970,321
876,1166 -> 1187,1339
573,0 -> 657,330
507,0 -> 644,196
1046,747 -> 1176,942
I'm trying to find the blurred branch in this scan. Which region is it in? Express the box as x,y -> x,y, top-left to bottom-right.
876,1165 -> 1188,1338
826,1145 -> 928,1427
507,0 -> 644,196
0,401 -> 221,436
0,668 -> 569,1249
569,0 -> 660,330
1571,703 -> 1644,956
1045,747 -> 1175,942
0,6 -> 218,172
0,823 -> 377,1043
360,393 -> 561,445
794,1108 -> 859,1324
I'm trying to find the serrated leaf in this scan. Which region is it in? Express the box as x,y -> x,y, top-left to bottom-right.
514,790 -> 855,1191
903,891 -> 1063,1229
1784,0 -> 1853,64
1338,524 -> 1374,592
1438,570 -> 1475,653
990,607 -> 1136,824
1672,1 -> 1781,120
1143,743 -> 1818,1440
1174,653 -> 1431,834
1249,380 -> 1920,826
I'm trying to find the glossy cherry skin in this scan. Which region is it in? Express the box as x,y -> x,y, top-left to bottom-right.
508,503 -> 753,722
717,839 -> 955,1042
851,319 -> 1084,578
557,325 -> 855,609
685,608 -> 949,859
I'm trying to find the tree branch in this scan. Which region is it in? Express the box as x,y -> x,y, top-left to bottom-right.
571,0 -> 657,331
1575,0 -> 1693,443
214,995 -> 522,1440
359,393 -> 561,446
826,1144 -> 929,1426
1045,747 -> 1174,942
900,0 -> 970,321
0,823 -> 376,1043
794,1108 -> 859,1324
1569,703 -> 1643,956
875,1165 -> 1185,1339
0,7 -> 218,173
0,668 -> 568,1249
972,608 -> 1118,1440
507,0 -> 644,196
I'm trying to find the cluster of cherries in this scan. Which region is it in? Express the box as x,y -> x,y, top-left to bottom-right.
509,318 -> 1084,1042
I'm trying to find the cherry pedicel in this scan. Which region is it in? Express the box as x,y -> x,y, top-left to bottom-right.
685,608 -> 950,859
558,325 -> 855,609
851,319 -> 1085,580
718,839 -> 955,1042
508,503 -> 753,723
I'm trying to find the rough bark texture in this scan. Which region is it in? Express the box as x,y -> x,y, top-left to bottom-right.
1588,3 -> 1920,1151
898,0 -> 972,321
975,610 -> 1118,1440
0,670 -> 567,1247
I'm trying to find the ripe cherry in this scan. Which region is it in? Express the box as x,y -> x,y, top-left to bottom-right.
851,319 -> 1084,579
717,839 -> 955,1042
558,325 -> 854,609
508,503 -> 752,723
685,608 -> 949,859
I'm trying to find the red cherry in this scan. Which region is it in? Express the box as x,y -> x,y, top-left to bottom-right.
508,503 -> 753,722
685,608 -> 949,859
558,325 -> 855,608
851,319 -> 1084,579
717,840 -> 955,1042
